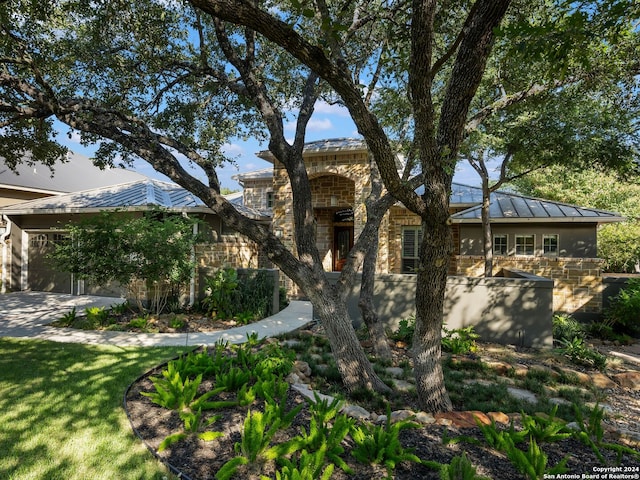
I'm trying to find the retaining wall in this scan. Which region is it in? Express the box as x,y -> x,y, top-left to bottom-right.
324,268 -> 554,348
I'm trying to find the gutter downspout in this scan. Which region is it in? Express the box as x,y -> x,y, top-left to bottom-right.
183,212 -> 198,307
1,215 -> 12,294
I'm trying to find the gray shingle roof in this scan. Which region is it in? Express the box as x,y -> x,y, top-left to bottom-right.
0,179 -> 269,220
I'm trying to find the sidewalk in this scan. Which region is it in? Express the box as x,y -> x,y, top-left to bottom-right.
0,291 -> 313,347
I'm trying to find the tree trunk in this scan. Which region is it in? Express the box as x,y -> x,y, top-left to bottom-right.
412,205 -> 453,413
481,177 -> 494,277
358,235 -> 393,361
308,280 -> 391,393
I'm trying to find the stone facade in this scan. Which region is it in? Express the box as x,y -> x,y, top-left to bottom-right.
239,143 -> 609,316
455,255 -> 605,315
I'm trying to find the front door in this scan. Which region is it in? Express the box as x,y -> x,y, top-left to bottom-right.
333,226 -> 353,271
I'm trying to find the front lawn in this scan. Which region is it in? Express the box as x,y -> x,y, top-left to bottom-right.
0,338 -> 190,480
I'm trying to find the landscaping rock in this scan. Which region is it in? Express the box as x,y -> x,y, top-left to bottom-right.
414,411 -> 436,425
507,387 -> 537,403
390,409 -> 416,423
513,363 -> 529,377
341,404 -> 370,421
434,411 -> 491,429
609,350 -> 640,367
549,397 -> 573,406
563,368 -> 592,384
487,412 -> 510,425
590,372 -> 617,389
484,360 -> 511,375
293,360 -> 312,377
385,366 -> 405,378
611,371 -> 640,390
392,379 -> 414,392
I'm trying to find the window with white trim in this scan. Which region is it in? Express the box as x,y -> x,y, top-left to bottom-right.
401,226 -> 423,273
30,233 -> 48,248
515,234 -> 535,255
543,234 -> 559,256
266,191 -> 274,208
493,234 -> 508,256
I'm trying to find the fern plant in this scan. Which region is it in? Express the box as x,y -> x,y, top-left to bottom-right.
157,410 -> 224,452
520,406 -> 572,444
267,448 -> 335,480
216,409 -> 285,480
215,367 -> 252,392
503,435 -> 568,480
141,362 -> 225,411
475,417 -> 527,451
350,405 -> 422,475
572,404 -> 640,463
57,307 -> 77,326
438,453 -> 490,480
279,394 -> 354,474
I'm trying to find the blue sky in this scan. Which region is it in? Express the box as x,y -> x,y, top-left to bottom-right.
56,101 -> 482,191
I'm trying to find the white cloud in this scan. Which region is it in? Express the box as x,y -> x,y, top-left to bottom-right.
222,142 -> 245,156
306,118 -> 335,132
314,100 -> 350,117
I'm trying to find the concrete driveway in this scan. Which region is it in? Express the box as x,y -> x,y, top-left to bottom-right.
0,291 -> 123,327
0,291 -> 312,347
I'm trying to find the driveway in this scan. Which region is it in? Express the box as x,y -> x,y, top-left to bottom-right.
0,291 -> 312,347
0,291 -> 123,327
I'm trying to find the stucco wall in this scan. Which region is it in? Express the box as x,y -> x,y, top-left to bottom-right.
459,224 -> 598,258
455,255 -> 604,317
324,269 -> 554,348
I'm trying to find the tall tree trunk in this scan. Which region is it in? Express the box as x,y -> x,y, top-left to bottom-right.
358,235 -> 393,361
412,214 -> 453,413
481,176 -> 494,277
307,278 -> 391,393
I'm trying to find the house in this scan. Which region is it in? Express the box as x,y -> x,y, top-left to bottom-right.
1,139 -> 624,318
0,178 -> 270,296
235,138 -> 624,317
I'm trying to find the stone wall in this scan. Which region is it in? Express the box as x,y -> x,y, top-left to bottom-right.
243,178 -> 273,210
455,255 -> 605,316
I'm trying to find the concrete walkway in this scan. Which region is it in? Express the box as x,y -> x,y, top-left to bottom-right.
0,291 -> 313,347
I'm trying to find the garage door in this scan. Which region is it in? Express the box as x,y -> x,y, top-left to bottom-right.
27,232 -> 72,293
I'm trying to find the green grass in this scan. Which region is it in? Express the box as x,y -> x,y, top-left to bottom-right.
0,338 -> 190,480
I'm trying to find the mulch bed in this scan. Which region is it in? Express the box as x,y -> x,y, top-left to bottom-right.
124,350 -> 639,480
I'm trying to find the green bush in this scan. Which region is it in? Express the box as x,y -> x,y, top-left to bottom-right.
390,316 -> 415,343
552,314 -> 586,345
557,337 -> 607,371
604,278 -> 640,336
202,268 -> 275,320
442,325 -> 479,354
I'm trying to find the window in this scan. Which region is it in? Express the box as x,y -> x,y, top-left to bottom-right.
543,234 -> 559,256
266,191 -> 274,208
493,234 -> 508,255
515,234 -> 535,255
30,233 -> 48,248
401,226 -> 423,273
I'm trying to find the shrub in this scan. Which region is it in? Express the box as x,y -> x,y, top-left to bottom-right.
442,325 -> 479,354
552,314 -> 586,345
390,316 -> 415,343
604,278 -> 640,336
557,337 -> 607,371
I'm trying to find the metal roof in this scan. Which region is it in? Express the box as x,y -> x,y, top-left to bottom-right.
0,179 -> 270,220
0,151 -> 148,194
257,138 -> 367,161
451,190 -> 624,224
